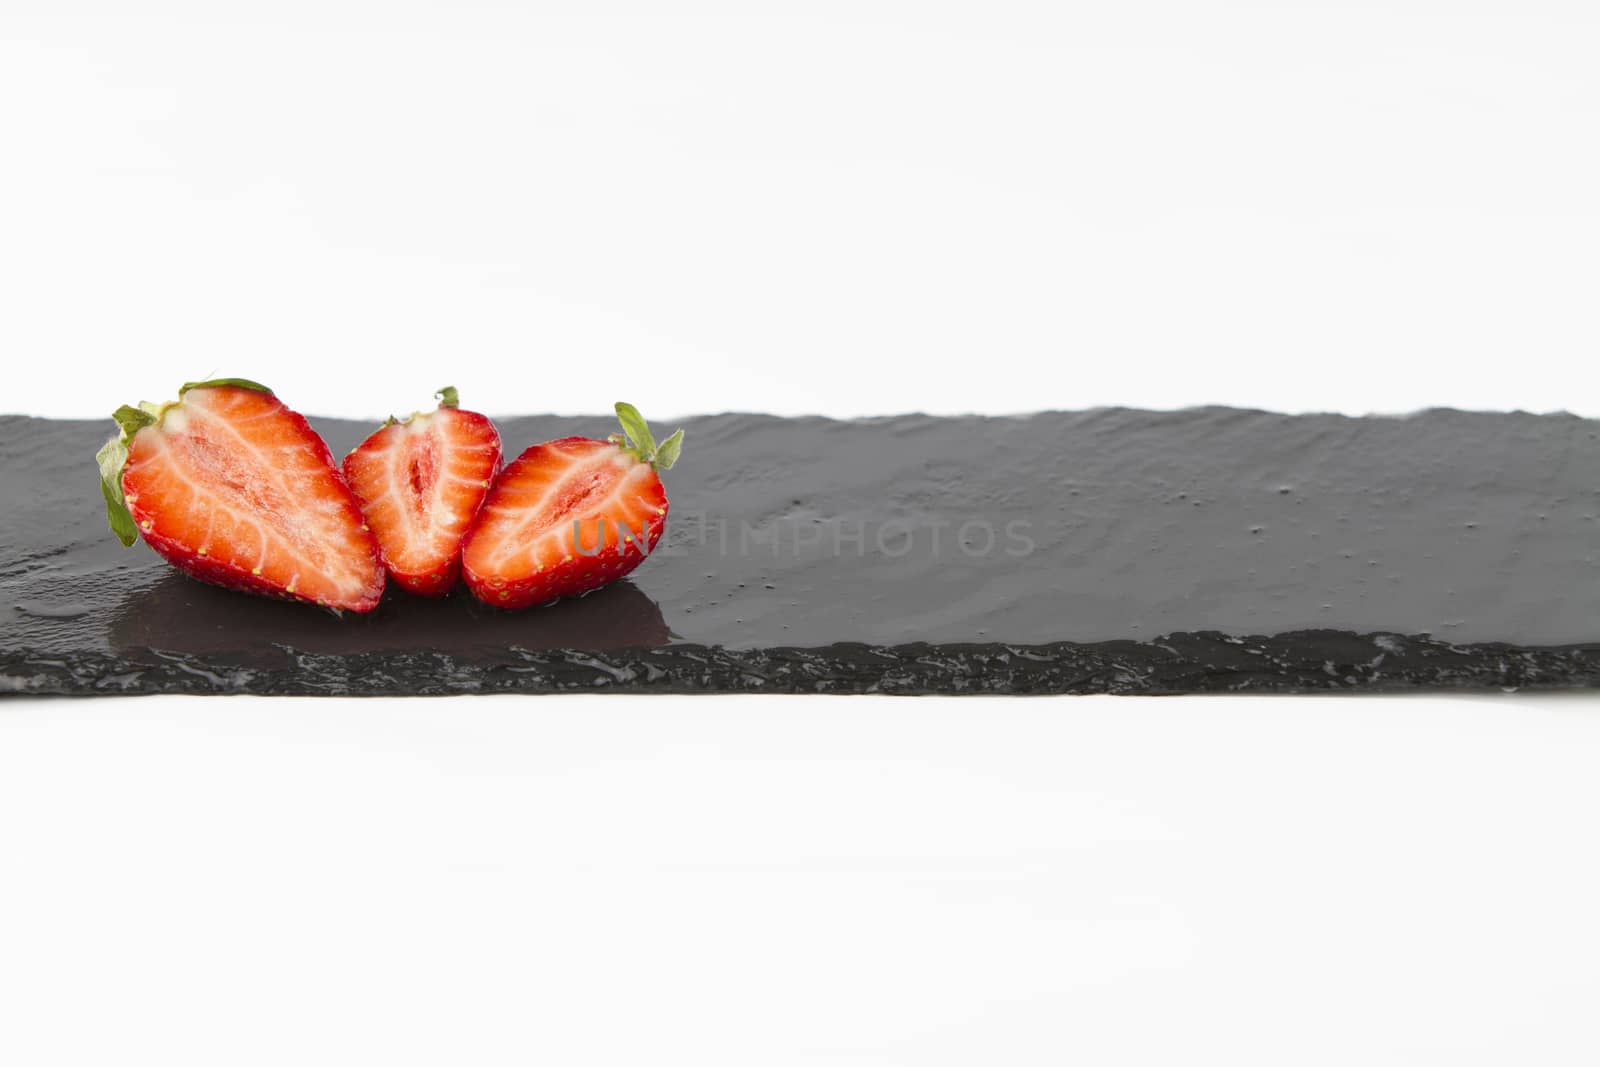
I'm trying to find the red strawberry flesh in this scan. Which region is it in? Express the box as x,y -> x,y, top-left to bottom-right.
461,436 -> 669,609
119,384 -> 386,612
342,404 -> 501,596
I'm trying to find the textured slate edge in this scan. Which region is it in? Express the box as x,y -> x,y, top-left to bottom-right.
4,631 -> 1598,697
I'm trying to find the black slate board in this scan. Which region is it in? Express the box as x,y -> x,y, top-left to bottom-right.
3,408 -> 1598,696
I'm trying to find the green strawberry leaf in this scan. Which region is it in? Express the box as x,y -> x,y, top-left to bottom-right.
112,404 -> 156,440
614,402 -> 656,457
179,377 -> 273,395
611,402 -> 684,472
654,428 -> 684,471
98,405 -> 161,545
96,434 -> 138,547
436,386 -> 460,408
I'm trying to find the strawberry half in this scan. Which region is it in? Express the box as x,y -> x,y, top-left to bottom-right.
96,378 -> 387,613
341,386 -> 502,596
461,403 -> 684,609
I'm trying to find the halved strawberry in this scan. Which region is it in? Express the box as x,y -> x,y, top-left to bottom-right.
97,378 -> 387,613
341,386 -> 502,596
461,403 -> 683,609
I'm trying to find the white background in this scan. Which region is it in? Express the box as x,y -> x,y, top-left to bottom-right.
3,2 -> 1599,1064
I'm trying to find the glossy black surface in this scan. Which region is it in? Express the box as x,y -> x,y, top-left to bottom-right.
3,408 -> 1597,695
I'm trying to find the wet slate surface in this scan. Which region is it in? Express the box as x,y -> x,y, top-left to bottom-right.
2,408 -> 1598,696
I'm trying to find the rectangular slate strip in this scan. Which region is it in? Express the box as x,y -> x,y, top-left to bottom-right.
2,409 -> 1597,695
